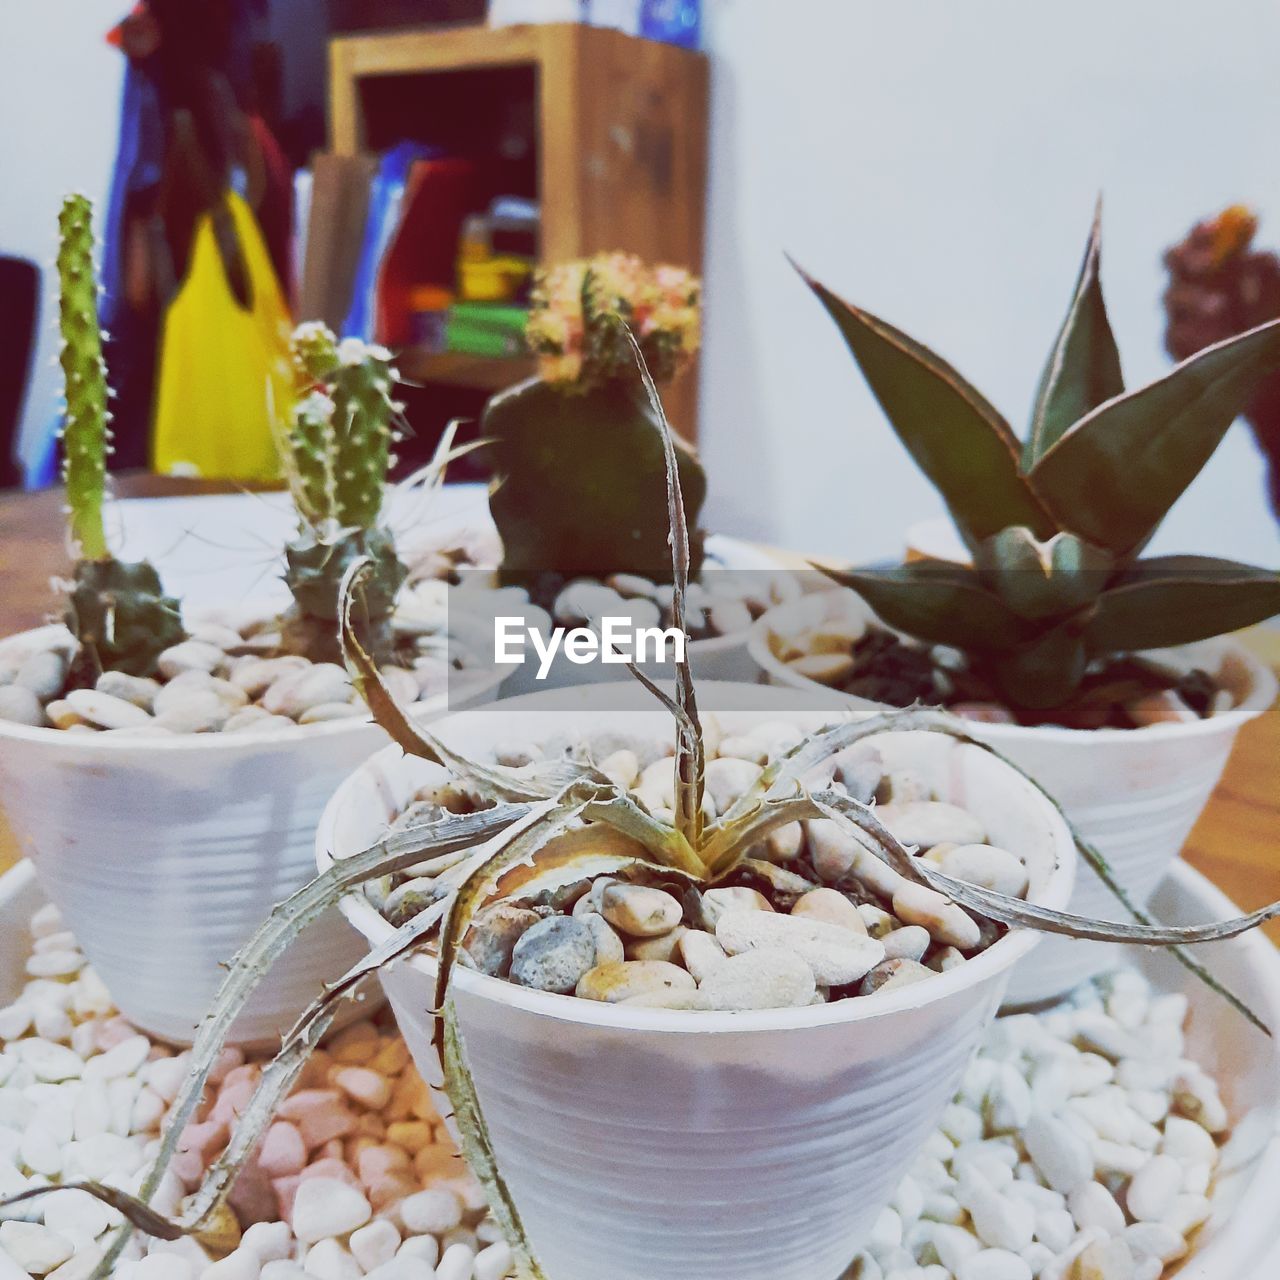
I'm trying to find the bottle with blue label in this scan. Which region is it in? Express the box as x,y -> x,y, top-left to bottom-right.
639,0 -> 700,48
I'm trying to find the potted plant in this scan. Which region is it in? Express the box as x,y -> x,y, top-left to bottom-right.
37,366 -> 1280,1280
472,251 -> 797,692
748,210 -> 1280,1001
0,197 -> 503,1046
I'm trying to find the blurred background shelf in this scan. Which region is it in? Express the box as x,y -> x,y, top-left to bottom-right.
326,21 -> 708,459
395,349 -> 535,391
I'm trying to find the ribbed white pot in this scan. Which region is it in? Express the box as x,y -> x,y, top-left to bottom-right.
493,535 -> 792,697
317,682 -> 1075,1280
0,625 -> 503,1049
748,590 -> 1279,1005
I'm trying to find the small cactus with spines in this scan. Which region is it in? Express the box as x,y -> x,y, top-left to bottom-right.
57,194 -> 184,683
278,324 -> 407,663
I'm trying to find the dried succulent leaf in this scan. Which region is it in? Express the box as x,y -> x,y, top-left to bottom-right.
443,1004 -> 547,1279
623,328 -> 706,852
1029,316 -> 1280,555
0,1182 -> 183,1241
798,264 -> 1057,545
1024,202 -> 1125,467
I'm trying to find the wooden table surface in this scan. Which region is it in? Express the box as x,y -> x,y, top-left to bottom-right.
1,478 -> 1277,941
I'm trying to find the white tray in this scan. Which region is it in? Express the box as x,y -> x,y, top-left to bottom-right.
2,858 -> 1279,1277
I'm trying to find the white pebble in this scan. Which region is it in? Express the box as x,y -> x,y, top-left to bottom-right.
241,1221 -> 293,1263
474,1241 -> 514,1280
291,1178 -> 372,1244
303,1239 -> 361,1280
0,1221 -> 74,1274
955,1250 -> 1031,1280
1126,1154 -> 1182,1222
350,1220 -> 401,1272
201,1247 -> 261,1279
398,1187 -> 463,1235
434,1243 -> 477,1280
1024,1112 -> 1093,1194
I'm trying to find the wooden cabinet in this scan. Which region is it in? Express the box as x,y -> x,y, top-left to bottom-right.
327,22 -> 708,439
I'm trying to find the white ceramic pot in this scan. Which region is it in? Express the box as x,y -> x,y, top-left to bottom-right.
0,625 -> 504,1049
317,682 -> 1075,1280
748,590 -> 1279,1005
491,534 -> 795,697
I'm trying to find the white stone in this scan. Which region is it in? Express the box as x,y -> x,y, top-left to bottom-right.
303,1239 -> 361,1280
64,689 -> 151,730
877,801 -> 986,849
363,1260 -> 435,1280
350,1220 -> 400,1272
398,1187 -> 464,1235
696,947 -> 816,1011
1024,1112 -> 1093,1194
1125,1154 -> 1181,1222
291,1178 -> 372,1244
1068,1181 -> 1126,1236
955,1250 -> 1032,1280
715,908 -> 884,985
0,1221 -> 75,1274
241,1221 -> 293,1263
84,1036 -> 150,1082
474,1241 -> 514,1280
892,883 -> 981,950
939,845 -> 1029,899
201,1247 -> 262,1279
434,1244 -> 477,1280
157,641 -> 225,680
42,1186 -> 113,1239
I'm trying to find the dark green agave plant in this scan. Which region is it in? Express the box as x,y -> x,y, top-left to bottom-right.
57,194 -> 184,684
801,207 -> 1280,713
12,337 -> 1280,1280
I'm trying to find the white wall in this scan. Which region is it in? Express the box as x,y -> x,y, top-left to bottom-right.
0,4 -> 123,477
699,0 -> 1280,569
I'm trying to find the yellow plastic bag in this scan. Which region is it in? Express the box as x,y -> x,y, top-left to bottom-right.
152,193 -> 291,481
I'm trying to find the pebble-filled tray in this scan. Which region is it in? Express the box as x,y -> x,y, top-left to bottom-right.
1,860 -> 1278,1279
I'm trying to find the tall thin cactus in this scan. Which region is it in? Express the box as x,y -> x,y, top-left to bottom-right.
57,195 -> 110,563
57,195 -> 183,683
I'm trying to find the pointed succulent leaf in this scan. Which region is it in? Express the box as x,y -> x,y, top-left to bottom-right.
1029,318 -> 1280,555
1024,204 -> 1124,466
973,528 -> 1115,621
799,267 -> 1057,544
822,561 -> 1038,651
1083,555 -> 1280,654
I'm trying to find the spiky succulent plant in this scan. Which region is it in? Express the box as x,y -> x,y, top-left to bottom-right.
22,334 -> 1280,1280
801,208 -> 1280,713
484,254 -> 708,585
277,323 -> 408,664
57,195 -> 184,683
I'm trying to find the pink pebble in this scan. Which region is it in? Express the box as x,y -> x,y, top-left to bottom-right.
172,1149 -> 205,1189
208,1047 -> 246,1086
368,1171 -> 419,1213
222,1063 -> 261,1093
357,1144 -> 411,1189
228,1156 -> 278,1226
178,1118 -> 229,1163
278,1089 -> 356,1151
257,1122 -> 307,1179
272,1174 -> 302,1225
299,1157 -> 362,1191
333,1066 -> 392,1111
95,1016 -> 138,1051
212,1076 -> 258,1126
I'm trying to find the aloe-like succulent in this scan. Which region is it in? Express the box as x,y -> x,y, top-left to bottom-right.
484,253 -> 708,585
57,194 -> 184,683
277,323 -> 408,664
29,335 -> 1280,1280
801,208 -> 1280,712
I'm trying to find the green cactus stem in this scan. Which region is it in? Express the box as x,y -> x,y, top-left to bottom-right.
278,327 -> 406,664
484,376 -> 708,586
58,195 -> 110,563
280,526 -> 406,665
55,195 -> 184,684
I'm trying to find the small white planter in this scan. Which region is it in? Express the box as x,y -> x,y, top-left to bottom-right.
749,590 -> 1279,1005
318,682 -> 1075,1280
491,534 -> 795,697
0,625 -> 503,1049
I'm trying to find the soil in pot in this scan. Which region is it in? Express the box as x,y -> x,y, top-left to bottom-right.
767,603 -> 1257,731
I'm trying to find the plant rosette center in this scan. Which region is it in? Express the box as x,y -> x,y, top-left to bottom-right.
761,592 -> 1252,732
368,722 -> 1033,1012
